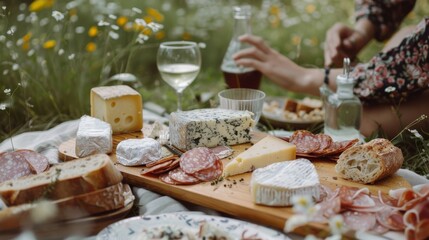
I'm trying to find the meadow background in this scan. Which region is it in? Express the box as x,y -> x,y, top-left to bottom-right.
1,0 -> 428,177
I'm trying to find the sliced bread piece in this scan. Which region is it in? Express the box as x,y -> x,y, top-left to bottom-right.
335,138 -> 404,184
0,183 -> 134,232
0,154 -> 123,206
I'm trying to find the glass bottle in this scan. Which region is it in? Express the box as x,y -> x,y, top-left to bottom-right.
323,58 -> 362,142
221,5 -> 262,89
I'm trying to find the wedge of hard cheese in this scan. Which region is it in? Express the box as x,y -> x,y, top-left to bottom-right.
223,135 -> 296,177
0,154 -> 123,206
0,183 -> 134,232
251,159 -> 320,206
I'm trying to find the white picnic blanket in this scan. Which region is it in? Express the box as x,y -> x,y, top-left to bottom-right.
1,109 -> 428,240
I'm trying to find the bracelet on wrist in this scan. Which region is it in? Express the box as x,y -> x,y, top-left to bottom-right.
324,67 -> 330,85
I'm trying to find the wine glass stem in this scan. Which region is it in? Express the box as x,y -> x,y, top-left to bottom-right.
176,91 -> 183,111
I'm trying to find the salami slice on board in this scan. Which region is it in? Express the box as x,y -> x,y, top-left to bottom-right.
180,147 -> 218,174
159,173 -> 179,185
192,160 -> 223,182
289,130 -> 320,154
17,149 -> 49,174
168,167 -> 201,185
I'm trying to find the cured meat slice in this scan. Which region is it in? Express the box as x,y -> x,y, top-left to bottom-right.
312,134 -> 333,154
322,139 -> 359,156
209,146 -> 234,159
289,130 -> 320,154
342,211 -> 376,231
180,147 -> 218,174
168,168 -> 200,185
151,159 -> 180,175
159,173 -> 179,185
146,155 -> 177,168
141,160 -> 173,175
0,151 -> 32,183
17,150 -> 49,174
192,160 -> 223,182
375,206 -> 405,231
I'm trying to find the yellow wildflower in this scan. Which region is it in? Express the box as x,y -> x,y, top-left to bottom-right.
69,8 -> 77,17
269,5 -> 280,16
182,32 -> 192,40
29,0 -> 55,12
155,31 -> 165,40
292,35 -> 302,46
305,4 -> 316,14
22,42 -> 30,51
88,26 -> 98,37
86,42 -> 96,52
147,8 -> 164,22
117,16 -> 128,27
141,27 -> 152,36
43,40 -> 56,49
23,32 -> 32,42
143,16 -> 153,24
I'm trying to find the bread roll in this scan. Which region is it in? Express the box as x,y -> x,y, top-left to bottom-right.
0,183 -> 134,232
0,154 -> 123,206
335,138 -> 403,184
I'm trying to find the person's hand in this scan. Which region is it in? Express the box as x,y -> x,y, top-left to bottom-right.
233,35 -> 308,92
324,23 -> 370,67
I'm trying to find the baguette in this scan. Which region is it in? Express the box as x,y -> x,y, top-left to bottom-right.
335,138 -> 404,184
0,154 -> 123,206
0,183 -> 134,232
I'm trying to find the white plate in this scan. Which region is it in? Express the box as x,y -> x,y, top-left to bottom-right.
262,96 -> 323,129
96,212 -> 290,240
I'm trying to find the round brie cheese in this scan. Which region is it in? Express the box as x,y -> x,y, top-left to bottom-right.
116,138 -> 161,166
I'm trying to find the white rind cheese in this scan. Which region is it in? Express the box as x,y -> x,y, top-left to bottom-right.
251,159 -> 320,206
224,135 -> 296,177
169,108 -> 254,151
116,138 -> 162,166
76,115 -> 112,158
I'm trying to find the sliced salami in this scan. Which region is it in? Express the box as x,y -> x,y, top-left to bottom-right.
375,206 -> 405,231
209,146 -> 234,159
17,149 -> 49,174
151,159 -> 180,175
159,173 -> 179,185
141,160 -> 173,175
322,139 -> 359,156
289,130 -> 320,154
180,147 -> 218,174
312,134 -> 333,154
168,168 -> 201,185
192,160 -> 223,182
342,211 -> 376,231
0,151 -> 32,183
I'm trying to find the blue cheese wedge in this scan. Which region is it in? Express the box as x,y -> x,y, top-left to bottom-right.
224,135 -> 296,177
76,115 -> 112,158
251,158 -> 321,206
169,108 -> 254,151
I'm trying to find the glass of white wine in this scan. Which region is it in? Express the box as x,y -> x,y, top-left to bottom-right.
157,41 -> 201,111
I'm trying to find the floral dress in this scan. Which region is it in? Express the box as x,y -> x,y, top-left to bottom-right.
351,0 -> 429,104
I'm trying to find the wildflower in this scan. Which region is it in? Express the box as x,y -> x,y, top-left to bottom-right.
135,18 -> 147,27
385,86 -> 396,93
136,33 -> 148,44
51,10 -> 64,21
0,35 -> 5,42
58,49 -> 64,55
85,42 -> 96,52
292,195 -> 314,214
22,32 -> 32,42
147,7 -> 164,22
182,32 -> 192,40
305,4 -> 316,14
155,31 -> 165,40
0,103 -> 6,110
97,20 -> 109,27
132,7 -> 142,14
141,27 -> 152,36
329,215 -> 346,236
75,26 -> 85,34
40,17 -> 49,26
108,31 -> 119,40
68,53 -> 75,60
284,214 -> 308,232
116,16 -> 128,26
88,26 -> 98,37
292,35 -> 302,46
4,89 -> 11,95
7,26 -> 16,35
31,200 -> 58,224
29,0 -> 54,12
198,42 -> 206,49
148,22 -> 163,32
111,25 -> 119,31
408,129 -> 423,140
43,40 -> 56,49
12,64 -> 19,71
108,14 -> 117,20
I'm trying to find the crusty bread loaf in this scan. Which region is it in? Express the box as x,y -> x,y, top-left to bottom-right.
335,138 -> 404,184
0,183 -> 134,232
0,154 -> 123,206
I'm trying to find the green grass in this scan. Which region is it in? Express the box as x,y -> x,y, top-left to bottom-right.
0,0 -> 428,179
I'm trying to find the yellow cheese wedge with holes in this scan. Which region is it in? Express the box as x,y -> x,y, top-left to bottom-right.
224,135 -> 296,177
91,85 -> 143,134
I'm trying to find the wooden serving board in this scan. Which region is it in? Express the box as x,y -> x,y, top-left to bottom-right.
59,134 -> 411,237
